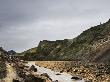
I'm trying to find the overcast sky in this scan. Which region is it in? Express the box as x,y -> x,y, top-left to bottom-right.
0,0 -> 110,52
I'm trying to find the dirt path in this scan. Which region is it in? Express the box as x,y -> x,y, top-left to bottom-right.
3,63 -> 17,82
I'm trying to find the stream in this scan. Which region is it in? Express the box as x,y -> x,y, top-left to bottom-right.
27,61 -> 85,82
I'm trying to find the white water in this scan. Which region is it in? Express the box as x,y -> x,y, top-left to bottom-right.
26,61 -> 85,82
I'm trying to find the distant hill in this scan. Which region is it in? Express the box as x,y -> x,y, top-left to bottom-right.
20,19 -> 110,63
8,50 -> 16,55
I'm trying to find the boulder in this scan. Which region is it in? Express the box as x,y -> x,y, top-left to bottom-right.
55,73 -> 61,75
41,73 -> 50,78
60,70 -> 64,73
29,65 -> 37,72
71,76 -> 82,80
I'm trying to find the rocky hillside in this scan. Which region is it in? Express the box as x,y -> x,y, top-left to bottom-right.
22,19 -> 110,63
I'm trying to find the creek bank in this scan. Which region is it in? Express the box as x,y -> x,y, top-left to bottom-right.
14,61 -> 52,82
27,61 -> 84,82
1,63 -> 19,82
35,61 -> 110,82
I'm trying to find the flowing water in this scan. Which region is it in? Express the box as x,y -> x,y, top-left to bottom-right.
27,61 -> 85,82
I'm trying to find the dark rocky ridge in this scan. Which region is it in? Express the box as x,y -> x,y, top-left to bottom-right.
8,50 -> 16,55
21,19 -> 110,63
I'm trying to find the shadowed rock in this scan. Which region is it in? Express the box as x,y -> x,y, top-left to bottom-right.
41,73 -> 50,78
29,65 -> 37,72
52,80 -> 58,82
25,74 -> 51,82
71,76 -> 82,80
13,79 -> 20,82
55,73 -> 61,75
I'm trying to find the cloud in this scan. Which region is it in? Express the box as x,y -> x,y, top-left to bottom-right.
0,0 -> 110,52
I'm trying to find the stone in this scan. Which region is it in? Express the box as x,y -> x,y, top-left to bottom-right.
71,76 -> 81,80
29,65 -> 37,72
55,73 -> 61,75
41,73 -> 50,78
52,80 -> 58,82
60,70 -> 64,73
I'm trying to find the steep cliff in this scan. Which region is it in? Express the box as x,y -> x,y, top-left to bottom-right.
22,19 -> 110,63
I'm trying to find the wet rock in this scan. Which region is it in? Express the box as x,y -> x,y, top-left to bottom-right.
24,65 -> 29,68
33,68 -> 37,72
29,65 -> 37,72
41,73 -> 50,78
67,67 -> 72,72
71,76 -> 82,80
60,70 -> 64,73
55,73 -> 61,75
74,69 -> 78,72
48,77 -> 52,81
53,80 -> 58,82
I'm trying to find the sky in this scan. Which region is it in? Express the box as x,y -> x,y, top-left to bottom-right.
0,0 -> 110,52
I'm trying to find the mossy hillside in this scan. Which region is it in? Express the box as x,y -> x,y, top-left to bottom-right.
20,19 -> 110,62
